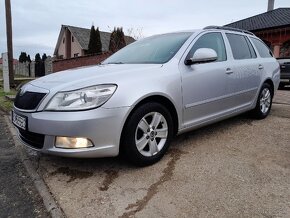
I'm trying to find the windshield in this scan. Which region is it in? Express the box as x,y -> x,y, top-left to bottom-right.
103,32 -> 192,64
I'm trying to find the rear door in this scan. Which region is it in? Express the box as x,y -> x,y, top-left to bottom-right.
224,33 -> 262,109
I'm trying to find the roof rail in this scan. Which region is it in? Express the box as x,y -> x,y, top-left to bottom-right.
203,26 -> 254,35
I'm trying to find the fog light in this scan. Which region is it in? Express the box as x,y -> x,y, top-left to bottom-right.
55,137 -> 94,149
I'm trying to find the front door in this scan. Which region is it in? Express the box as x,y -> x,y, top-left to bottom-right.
179,32 -> 230,128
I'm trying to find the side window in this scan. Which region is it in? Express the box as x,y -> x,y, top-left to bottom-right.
187,32 -> 227,62
250,37 -> 273,58
226,33 -> 253,60
245,37 -> 257,58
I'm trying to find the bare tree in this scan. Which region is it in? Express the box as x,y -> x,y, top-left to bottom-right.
108,26 -> 145,40
109,27 -> 126,53
126,27 -> 144,40
5,0 -> 14,86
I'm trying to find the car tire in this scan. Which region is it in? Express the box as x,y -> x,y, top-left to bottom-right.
121,102 -> 174,166
251,83 -> 273,119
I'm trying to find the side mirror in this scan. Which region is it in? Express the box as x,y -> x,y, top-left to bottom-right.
185,48 -> 218,65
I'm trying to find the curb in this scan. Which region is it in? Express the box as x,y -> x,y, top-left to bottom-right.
4,115 -> 65,218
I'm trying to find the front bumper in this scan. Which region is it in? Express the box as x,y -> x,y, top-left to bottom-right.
12,106 -> 130,158
280,73 -> 290,84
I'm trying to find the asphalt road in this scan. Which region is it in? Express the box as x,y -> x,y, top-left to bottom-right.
25,100 -> 290,217
0,112 -> 48,218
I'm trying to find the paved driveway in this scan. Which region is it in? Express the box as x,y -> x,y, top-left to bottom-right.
0,112 -> 48,217
26,91 -> 290,218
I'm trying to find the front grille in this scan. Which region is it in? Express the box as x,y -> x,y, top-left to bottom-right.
14,91 -> 46,110
18,129 -> 45,149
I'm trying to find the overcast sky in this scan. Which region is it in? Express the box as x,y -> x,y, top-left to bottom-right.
1,0 -> 289,59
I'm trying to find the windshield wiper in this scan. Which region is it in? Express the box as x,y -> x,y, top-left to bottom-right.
106,62 -> 124,64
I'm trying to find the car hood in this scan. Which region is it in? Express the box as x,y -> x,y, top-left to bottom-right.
30,64 -> 163,92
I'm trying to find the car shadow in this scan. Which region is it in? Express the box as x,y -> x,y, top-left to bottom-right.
32,112 -> 254,174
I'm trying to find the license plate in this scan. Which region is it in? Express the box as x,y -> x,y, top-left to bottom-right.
12,111 -> 27,131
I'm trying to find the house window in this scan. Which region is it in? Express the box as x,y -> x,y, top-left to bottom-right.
72,36 -> 74,42
63,38 -> 65,43
74,53 -> 79,57
59,55 -> 64,59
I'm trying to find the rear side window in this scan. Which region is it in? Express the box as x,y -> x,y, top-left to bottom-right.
187,32 -> 227,62
226,33 -> 254,60
245,37 -> 257,58
250,37 -> 273,58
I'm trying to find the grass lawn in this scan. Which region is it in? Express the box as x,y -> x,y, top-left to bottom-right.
0,69 -> 35,113
0,84 -> 17,113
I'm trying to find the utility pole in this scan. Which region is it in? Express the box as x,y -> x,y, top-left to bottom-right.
5,0 -> 14,87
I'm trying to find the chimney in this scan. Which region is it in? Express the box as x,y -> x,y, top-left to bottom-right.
267,0 -> 275,11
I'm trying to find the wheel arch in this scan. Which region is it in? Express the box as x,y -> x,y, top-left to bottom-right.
263,78 -> 275,95
120,95 -> 179,149
251,78 -> 275,110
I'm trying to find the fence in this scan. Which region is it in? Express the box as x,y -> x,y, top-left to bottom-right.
52,53 -> 111,73
14,53 -> 110,77
14,56 -> 53,77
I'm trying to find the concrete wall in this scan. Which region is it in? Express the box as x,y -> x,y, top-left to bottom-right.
14,57 -> 52,77
44,57 -> 53,75
14,62 -> 30,76
52,53 -> 111,73
30,61 -> 35,77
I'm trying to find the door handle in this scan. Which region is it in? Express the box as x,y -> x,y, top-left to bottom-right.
226,68 -> 234,75
258,64 -> 264,70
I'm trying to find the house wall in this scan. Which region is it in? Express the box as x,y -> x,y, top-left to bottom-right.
70,35 -> 84,58
65,29 -> 71,59
58,33 -> 66,59
52,53 -> 111,72
254,27 -> 290,58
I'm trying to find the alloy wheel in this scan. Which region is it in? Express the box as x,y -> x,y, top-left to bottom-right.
135,112 -> 168,157
260,87 -> 271,114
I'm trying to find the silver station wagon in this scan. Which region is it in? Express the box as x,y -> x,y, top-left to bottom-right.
12,26 -> 280,166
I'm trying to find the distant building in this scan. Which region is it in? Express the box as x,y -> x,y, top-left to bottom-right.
0,58 -> 19,71
225,7 -> 290,58
53,25 -> 135,59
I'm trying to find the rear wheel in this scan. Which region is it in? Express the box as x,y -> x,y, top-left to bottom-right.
251,83 -> 273,119
121,102 -> 173,166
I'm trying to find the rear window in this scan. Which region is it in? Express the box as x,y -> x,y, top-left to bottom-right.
250,37 -> 273,58
226,33 -> 255,60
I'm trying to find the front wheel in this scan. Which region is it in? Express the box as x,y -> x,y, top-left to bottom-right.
251,83 -> 273,119
121,102 -> 174,166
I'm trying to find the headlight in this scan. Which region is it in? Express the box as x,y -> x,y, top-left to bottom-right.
45,84 -> 117,111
